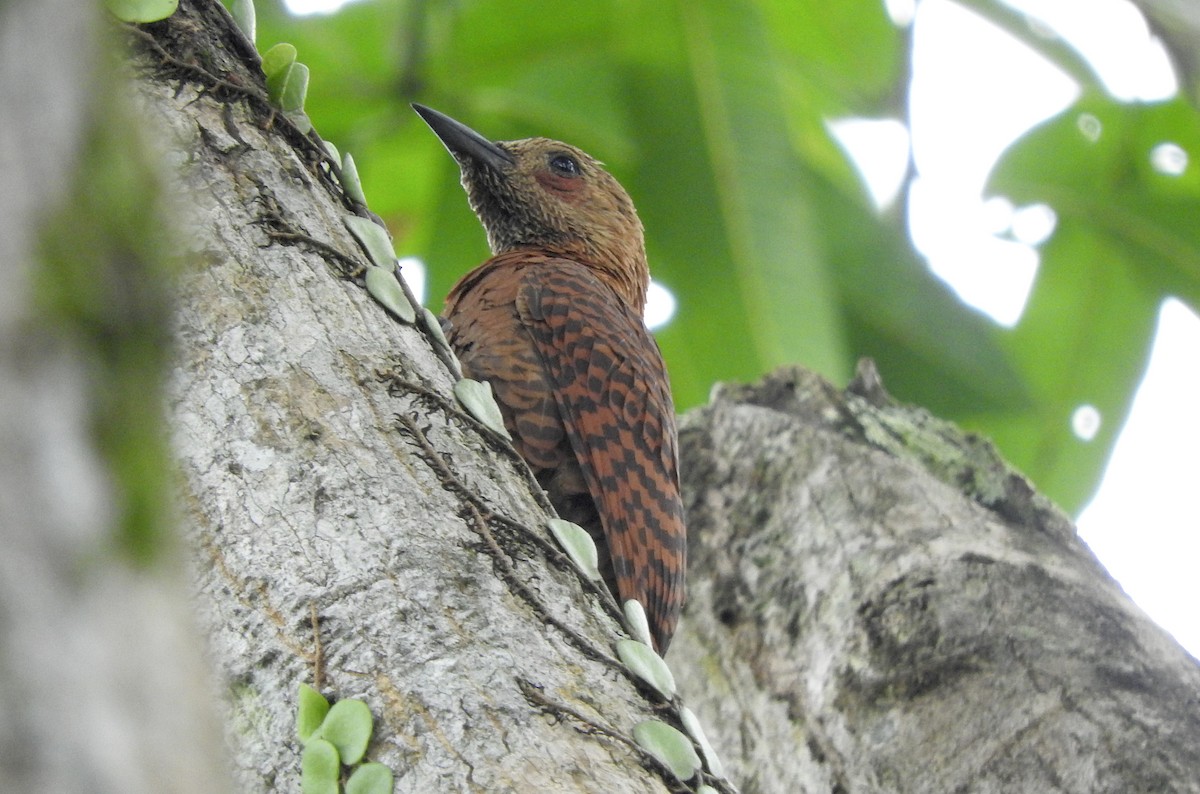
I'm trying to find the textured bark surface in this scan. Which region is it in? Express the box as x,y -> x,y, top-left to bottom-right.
672,365 -> 1200,793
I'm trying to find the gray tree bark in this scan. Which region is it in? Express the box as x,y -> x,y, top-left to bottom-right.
11,0 -> 1196,792
673,366 -> 1200,793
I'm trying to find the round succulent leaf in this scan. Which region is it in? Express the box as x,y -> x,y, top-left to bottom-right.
616,639 -> 676,699
285,110 -> 313,135
323,140 -> 341,164
680,706 -> 725,778
300,738 -> 340,794
261,43 -> 298,79
365,265 -> 416,323
623,599 -> 654,648
633,719 -> 701,782
284,61 -> 311,112
346,762 -> 395,794
230,0 -> 256,43
453,379 -> 512,440
106,0 -> 178,22
421,307 -> 448,347
343,215 -> 397,270
265,57 -> 300,106
547,518 -> 601,581
341,153 -> 367,205
313,698 -> 373,766
297,683 -> 330,743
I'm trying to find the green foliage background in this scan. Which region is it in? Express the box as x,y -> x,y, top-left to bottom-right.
252,0 -> 1200,515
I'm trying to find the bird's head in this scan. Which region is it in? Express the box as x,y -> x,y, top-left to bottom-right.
413,103 -> 649,310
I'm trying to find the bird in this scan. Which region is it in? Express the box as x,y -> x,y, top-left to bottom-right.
412,103 -> 686,654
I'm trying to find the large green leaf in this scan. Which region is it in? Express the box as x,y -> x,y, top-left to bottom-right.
986,95 -> 1200,510
993,96 -> 1200,306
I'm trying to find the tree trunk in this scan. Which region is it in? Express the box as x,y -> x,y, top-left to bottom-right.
19,1 -> 1197,792
673,365 -> 1200,792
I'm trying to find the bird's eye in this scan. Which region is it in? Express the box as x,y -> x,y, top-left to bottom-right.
549,154 -> 581,177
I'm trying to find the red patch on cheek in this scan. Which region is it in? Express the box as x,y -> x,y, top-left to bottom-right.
535,172 -> 583,200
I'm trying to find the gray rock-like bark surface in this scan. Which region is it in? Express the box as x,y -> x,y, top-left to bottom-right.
673,365 -> 1200,793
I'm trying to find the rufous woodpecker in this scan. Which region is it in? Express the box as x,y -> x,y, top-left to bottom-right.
413,103 -> 686,653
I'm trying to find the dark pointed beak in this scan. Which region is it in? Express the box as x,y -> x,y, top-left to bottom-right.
412,103 -> 515,171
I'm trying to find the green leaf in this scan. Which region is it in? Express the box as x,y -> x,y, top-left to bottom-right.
343,215 -> 396,270
759,0 -> 900,110
453,379 -> 511,440
986,94 -> 1200,510
989,225 -> 1158,512
297,683 -> 330,743
300,739 -> 340,794
279,62 -> 310,113
365,265 -> 416,324
680,706 -> 724,778
546,519 -> 601,581
266,59 -> 310,113
286,110 -> 313,135
622,599 -> 653,648
313,699 -> 373,766
420,308 -> 459,369
230,0 -> 256,44
632,720 -> 701,782
261,43 -> 298,81
346,763 -> 395,794
106,0 -> 178,23
616,639 -> 676,699
991,96 -> 1200,306
341,153 -> 368,205
672,0 -> 847,379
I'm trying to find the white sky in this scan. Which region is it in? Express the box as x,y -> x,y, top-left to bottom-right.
290,0 -> 1199,658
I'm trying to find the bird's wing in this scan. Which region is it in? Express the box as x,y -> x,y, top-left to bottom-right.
443,257 -> 568,472
517,261 -> 686,652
